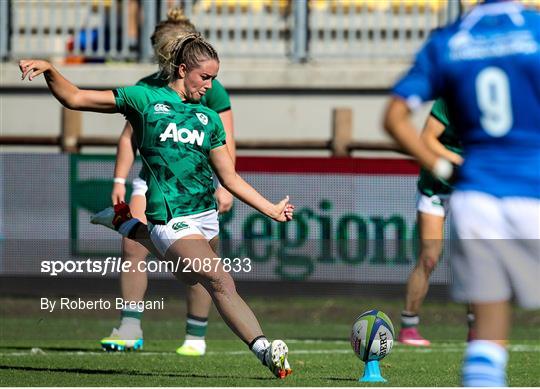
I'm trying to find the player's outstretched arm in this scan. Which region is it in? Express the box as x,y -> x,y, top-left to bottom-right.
421,115 -> 463,166
19,59 -> 116,113
383,97 -> 453,181
210,145 -> 294,222
112,122 -> 137,204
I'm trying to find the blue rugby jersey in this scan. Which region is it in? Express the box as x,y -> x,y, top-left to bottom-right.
393,1 -> 540,198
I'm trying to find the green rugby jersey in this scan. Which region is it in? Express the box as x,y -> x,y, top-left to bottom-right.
114,85 -> 227,221
417,98 -> 463,197
135,73 -> 231,182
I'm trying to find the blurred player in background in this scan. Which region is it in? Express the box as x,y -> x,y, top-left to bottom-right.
398,98 -> 475,346
19,33 -> 293,379
105,7 -> 236,356
384,0 -> 540,386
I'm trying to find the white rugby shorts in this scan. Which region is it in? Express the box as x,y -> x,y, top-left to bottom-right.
148,210 -> 219,257
417,192 -> 450,217
449,191 -> 540,309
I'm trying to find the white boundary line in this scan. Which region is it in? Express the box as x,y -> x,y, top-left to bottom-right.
1,343 -> 539,357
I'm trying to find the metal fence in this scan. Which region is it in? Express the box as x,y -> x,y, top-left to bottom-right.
4,0 -> 139,61
1,0 -> 539,63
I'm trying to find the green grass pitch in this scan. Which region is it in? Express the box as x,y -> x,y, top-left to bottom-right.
1,296 -> 539,386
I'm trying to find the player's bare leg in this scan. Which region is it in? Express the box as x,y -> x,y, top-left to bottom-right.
405,215 -> 443,312
399,211 -> 443,346
462,301 -> 509,386
472,301 -> 509,347
168,236 -> 262,341
120,237 -> 149,301
166,235 -> 291,378
176,236 -> 215,356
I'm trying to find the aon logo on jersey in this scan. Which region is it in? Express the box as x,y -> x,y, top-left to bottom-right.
159,123 -> 205,146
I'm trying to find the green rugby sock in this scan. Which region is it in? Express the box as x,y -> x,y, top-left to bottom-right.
186,314 -> 208,339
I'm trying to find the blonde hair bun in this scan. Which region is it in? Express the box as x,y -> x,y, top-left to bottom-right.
167,7 -> 190,23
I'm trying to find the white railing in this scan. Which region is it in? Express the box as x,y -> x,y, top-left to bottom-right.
6,0 -> 538,63
309,1 -> 451,59
7,0 -> 136,61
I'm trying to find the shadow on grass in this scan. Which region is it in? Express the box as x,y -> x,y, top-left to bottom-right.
0,365 -> 274,381
1,345 -> 97,352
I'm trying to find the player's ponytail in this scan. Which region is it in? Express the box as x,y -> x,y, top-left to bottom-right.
151,7 -> 197,80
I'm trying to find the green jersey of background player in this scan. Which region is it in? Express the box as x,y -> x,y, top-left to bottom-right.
417,99 -> 462,197
398,98 -> 472,347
